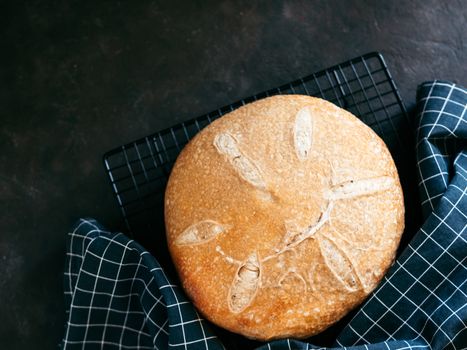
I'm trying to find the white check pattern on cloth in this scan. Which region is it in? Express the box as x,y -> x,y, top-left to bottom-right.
62,81 -> 466,350
332,81 -> 467,350
62,219 -> 224,349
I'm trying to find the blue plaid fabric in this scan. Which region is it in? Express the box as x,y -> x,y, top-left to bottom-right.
62,81 -> 466,349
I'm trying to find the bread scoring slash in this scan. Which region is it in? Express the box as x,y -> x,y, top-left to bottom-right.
164,95 -> 404,340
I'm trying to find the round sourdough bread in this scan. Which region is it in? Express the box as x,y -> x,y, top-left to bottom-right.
164,95 -> 404,340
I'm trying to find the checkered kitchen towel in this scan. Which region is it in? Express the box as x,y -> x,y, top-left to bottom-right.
62,81 -> 466,349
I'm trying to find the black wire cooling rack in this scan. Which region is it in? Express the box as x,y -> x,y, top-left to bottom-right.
103,52 -> 420,275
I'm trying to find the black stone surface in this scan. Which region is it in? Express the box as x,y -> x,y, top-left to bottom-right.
1,1 -> 466,348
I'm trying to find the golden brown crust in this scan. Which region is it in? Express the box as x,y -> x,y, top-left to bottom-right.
164,95 -> 404,340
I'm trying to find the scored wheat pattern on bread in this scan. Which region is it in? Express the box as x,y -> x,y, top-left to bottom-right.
318,237 -> 360,292
293,106 -> 313,161
214,132 -> 267,190
229,253 -> 261,313
175,106 -> 396,313
175,220 -> 227,245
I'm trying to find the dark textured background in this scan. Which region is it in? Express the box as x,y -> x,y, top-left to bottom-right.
1,1 -> 466,348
